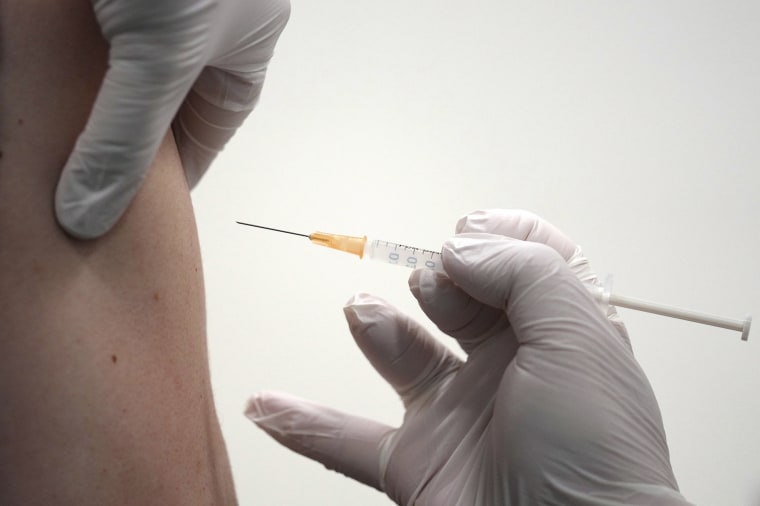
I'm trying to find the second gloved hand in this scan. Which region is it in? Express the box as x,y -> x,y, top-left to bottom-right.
245,209 -> 693,505
55,0 -> 290,239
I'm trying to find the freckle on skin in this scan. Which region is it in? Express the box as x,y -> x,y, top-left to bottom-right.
111,355 -> 117,364
17,118 -> 23,126
153,291 -> 160,301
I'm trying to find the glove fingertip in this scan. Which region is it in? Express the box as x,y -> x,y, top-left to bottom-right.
55,147 -> 147,239
243,391 -> 303,435
55,180 -> 114,240
343,292 -> 385,311
343,292 -> 391,335
454,214 -> 469,234
454,209 -> 496,234
243,393 -> 266,423
440,234 -> 496,281
408,268 -> 452,305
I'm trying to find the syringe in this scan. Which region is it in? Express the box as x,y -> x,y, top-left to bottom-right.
237,222 -> 752,341
237,222 -> 445,273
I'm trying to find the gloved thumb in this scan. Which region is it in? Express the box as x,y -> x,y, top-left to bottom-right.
245,391 -> 394,491
55,2 -> 214,239
441,233 -> 617,348
455,209 -> 631,348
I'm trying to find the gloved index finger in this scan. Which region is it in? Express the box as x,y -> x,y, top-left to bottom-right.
456,209 -> 577,261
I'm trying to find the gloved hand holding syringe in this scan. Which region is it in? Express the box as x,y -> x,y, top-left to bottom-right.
236,221 -> 752,341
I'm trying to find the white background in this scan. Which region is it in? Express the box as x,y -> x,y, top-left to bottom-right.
193,1 -> 760,504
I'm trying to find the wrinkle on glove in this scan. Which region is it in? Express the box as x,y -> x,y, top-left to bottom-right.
246,209 -> 693,506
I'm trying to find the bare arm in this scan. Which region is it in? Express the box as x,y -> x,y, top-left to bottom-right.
0,1 -> 236,504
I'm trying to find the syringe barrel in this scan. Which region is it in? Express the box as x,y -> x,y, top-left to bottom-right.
364,239 -> 445,273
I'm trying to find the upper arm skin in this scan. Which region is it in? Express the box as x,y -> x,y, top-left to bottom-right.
0,2 -> 236,504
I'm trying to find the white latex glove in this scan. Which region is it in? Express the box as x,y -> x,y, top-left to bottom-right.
246,209 -> 693,506
55,0 -> 290,239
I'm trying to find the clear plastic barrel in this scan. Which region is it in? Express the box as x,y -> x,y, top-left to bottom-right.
364,239 -> 444,273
